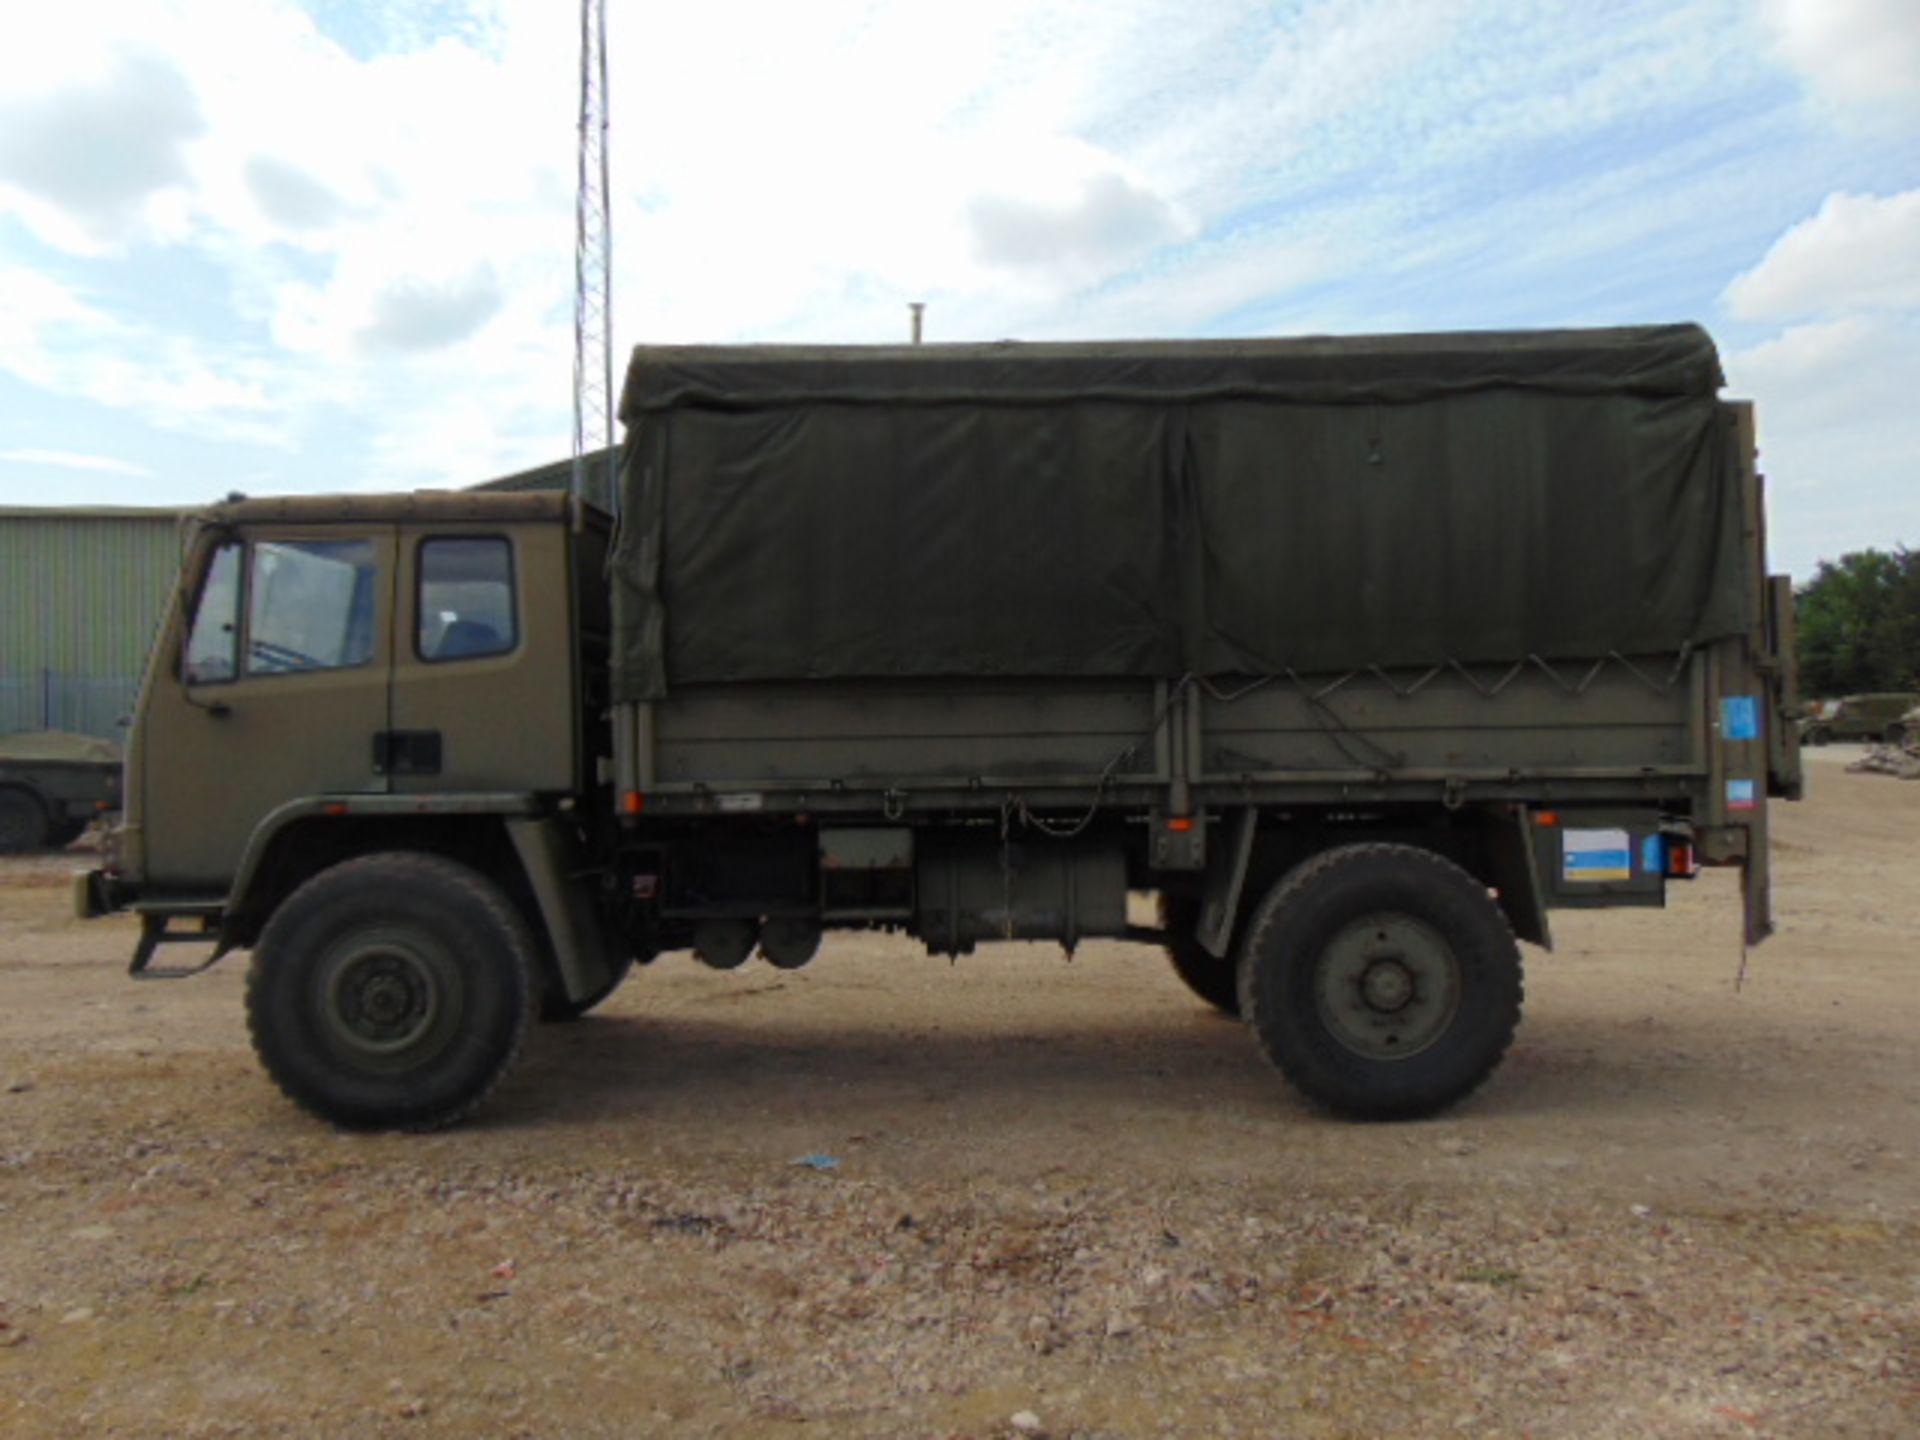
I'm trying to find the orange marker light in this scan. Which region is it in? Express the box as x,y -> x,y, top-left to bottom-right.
321,802 -> 349,816
1533,811 -> 1558,826
1167,816 -> 1195,832
621,790 -> 645,815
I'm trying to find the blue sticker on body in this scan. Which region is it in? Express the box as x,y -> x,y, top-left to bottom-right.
1641,834 -> 1664,874
1721,696 -> 1759,741
1727,778 -> 1757,810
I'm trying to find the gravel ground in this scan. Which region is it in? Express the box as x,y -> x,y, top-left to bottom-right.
1,761 -> 1915,1438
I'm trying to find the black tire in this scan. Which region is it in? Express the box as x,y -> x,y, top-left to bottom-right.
246,853 -> 536,1130
0,789 -> 48,854
1884,723 -> 1907,746
47,818 -> 90,848
1237,843 -> 1523,1120
1806,726 -> 1831,747
539,951 -> 635,1022
1159,894 -> 1241,1016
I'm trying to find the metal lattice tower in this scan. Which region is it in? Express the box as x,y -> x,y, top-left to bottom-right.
571,0 -> 615,514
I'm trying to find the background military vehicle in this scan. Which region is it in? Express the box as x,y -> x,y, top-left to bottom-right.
0,730 -> 119,852
1798,693 -> 1919,746
79,325 -> 1801,1130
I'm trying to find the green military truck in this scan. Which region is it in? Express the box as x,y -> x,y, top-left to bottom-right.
79,325 -> 1801,1130
1798,694 -> 1918,746
1,730 -> 120,852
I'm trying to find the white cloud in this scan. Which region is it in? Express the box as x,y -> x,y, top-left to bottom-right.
1762,0 -> 1920,122
0,267 -> 102,350
0,49 -> 205,252
242,156 -> 349,230
0,1 -> 581,481
1725,190 -> 1920,322
0,264 -> 282,444
1129,0 -> 1468,216
1723,316 -> 1920,566
358,265 -> 506,352
1721,181 -> 1920,568
1726,316 -> 1919,430
0,449 -> 153,478
968,167 -> 1186,284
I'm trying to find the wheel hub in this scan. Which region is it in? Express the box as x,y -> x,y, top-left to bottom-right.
1314,914 -> 1462,1061
326,948 -> 440,1054
361,974 -> 411,1025
1359,957 -> 1415,1012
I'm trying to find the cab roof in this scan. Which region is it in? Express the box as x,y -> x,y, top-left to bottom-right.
197,489 -> 577,527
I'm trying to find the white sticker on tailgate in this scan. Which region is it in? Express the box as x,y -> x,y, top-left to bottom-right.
1562,827 -> 1630,882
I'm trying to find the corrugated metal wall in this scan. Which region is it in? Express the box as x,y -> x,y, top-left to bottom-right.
470,449 -> 604,494
0,509 -> 185,738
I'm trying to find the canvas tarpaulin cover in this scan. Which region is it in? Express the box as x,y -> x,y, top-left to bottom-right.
609,325 -> 1748,701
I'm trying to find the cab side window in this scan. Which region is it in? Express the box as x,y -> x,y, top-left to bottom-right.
418,537 -> 516,662
246,540 -> 378,675
183,539 -> 378,683
183,542 -> 242,684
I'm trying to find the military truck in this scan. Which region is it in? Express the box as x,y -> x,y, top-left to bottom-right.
0,730 -> 119,852
78,325 -> 1801,1130
1798,694 -> 1918,746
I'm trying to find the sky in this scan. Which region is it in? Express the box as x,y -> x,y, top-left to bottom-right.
0,0 -> 1915,580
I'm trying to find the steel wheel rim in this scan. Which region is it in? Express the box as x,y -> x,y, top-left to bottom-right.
320,929 -> 453,1059
1314,912 -> 1462,1060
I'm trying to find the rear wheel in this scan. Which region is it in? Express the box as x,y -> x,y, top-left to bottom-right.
1884,722 -> 1907,746
0,788 -> 48,853
1159,895 -> 1240,1016
246,852 -> 535,1130
1806,725 -> 1832,746
1238,843 -> 1522,1120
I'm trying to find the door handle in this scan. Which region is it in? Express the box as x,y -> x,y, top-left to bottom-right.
372,730 -> 443,776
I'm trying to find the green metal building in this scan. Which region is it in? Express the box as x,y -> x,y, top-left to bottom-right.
1,507 -> 186,739
470,448 -> 609,495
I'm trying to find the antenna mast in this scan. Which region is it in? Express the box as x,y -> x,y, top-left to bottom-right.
571,0 -> 615,513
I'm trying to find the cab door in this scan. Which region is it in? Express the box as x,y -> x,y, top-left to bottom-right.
387,524 -> 575,795
139,527 -> 395,889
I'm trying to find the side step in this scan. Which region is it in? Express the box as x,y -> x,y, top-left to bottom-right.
129,905 -> 233,980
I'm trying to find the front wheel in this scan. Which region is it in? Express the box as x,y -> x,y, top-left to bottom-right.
1238,843 -> 1522,1120
1884,722 -> 1907,746
246,853 -> 536,1130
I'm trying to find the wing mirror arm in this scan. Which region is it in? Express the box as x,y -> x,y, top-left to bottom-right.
176,678 -> 230,718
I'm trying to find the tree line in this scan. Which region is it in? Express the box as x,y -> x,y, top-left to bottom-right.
1795,549 -> 1920,699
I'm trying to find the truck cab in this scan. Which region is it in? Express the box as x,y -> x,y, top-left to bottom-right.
89,491 -> 612,985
